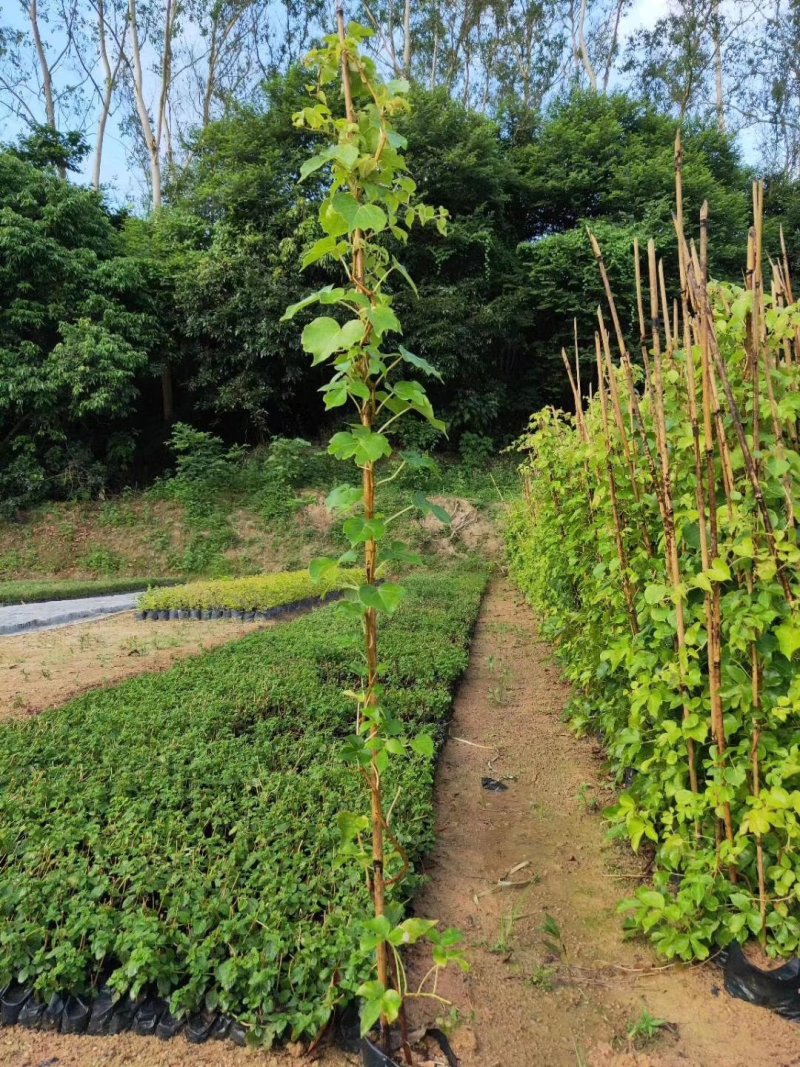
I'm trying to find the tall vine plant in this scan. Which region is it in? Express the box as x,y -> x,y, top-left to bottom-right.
282,13 -> 466,1055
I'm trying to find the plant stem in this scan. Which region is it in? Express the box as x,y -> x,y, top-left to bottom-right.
337,8 -> 391,1048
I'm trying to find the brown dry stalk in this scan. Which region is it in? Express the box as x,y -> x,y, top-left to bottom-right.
594,332 -> 639,635
678,228 -> 795,606
647,240 -> 698,794
597,311 -> 655,558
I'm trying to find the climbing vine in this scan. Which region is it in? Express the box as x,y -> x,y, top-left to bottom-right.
508,159 -> 800,962
284,15 -> 466,1055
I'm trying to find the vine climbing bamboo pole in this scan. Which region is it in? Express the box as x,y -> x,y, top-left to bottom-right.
633,239 -> 652,385
590,232 -> 663,518
646,240 -> 698,795
594,333 -> 639,636
682,233 -> 738,871
561,349 -> 598,533
678,228 -> 796,607
336,8 -> 391,1043
561,347 -> 586,443
597,310 -> 655,558
746,182 -> 771,922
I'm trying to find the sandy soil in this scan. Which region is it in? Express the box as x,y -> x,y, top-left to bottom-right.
2,578 -> 797,1066
0,613 -> 267,720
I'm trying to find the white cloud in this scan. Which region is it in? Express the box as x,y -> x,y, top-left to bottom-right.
620,0 -> 672,42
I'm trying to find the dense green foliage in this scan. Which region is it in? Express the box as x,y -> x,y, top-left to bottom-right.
138,567 -> 360,612
0,577 -> 174,605
507,268 -> 800,962
0,153 -> 167,515
6,81 -> 800,513
0,567 -> 485,1042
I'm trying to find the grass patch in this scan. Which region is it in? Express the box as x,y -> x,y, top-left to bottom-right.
137,568 -> 361,613
0,566 -> 487,1045
0,577 -> 177,605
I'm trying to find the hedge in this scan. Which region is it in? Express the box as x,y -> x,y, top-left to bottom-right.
137,568 -> 362,614
0,567 -> 486,1045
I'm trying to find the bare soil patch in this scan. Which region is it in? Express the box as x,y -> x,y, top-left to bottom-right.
0,1028 -> 314,1067
0,613 -> 267,720
421,496 -> 503,559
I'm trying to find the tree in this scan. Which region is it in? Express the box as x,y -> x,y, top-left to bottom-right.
0,152 -> 163,512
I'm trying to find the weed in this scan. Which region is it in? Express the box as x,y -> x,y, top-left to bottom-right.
541,914 -> 567,958
626,1007 -> 668,1047
527,965 -> 556,992
577,782 -> 599,812
80,548 -> 122,575
486,654 -> 512,706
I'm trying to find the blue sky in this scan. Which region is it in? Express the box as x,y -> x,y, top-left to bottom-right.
1,0 -> 753,208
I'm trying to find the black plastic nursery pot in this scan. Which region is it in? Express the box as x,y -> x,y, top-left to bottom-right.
723,942 -> 800,1021
360,1029 -> 459,1067
140,588 -> 347,622
0,980 -> 253,1046
1,983 -> 31,1025
361,1036 -> 399,1066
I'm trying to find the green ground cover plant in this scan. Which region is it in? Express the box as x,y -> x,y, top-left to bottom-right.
507,159 -> 800,963
0,577 -> 176,605
0,567 -> 485,1044
137,567 -> 361,613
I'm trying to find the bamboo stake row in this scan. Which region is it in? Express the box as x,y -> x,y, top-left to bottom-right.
570,142 -> 800,922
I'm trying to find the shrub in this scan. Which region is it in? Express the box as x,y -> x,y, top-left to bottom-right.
138,567 -> 361,613
168,423 -> 247,490
0,568 -> 486,1044
458,431 -> 495,471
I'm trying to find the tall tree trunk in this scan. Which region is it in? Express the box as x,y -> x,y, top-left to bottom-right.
29,0 -> 64,178
161,365 -> 174,424
713,0 -> 726,133
402,0 -> 411,74
93,0 -> 126,191
576,0 -> 598,89
126,0 -> 162,208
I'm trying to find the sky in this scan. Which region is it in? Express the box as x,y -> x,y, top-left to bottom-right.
0,0 -> 753,208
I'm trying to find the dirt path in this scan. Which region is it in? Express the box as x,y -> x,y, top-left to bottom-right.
409,578 -> 800,1067
2,578 -> 799,1067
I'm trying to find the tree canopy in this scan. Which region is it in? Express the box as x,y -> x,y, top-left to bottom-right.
1,62 -> 799,510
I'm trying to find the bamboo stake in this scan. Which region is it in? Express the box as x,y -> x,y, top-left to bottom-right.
597,314 -> 656,556
687,237 -> 737,871
595,332 -> 639,636
591,233 -> 663,513
574,317 -> 583,406
633,239 -> 652,384
751,716 -> 768,927
678,229 -> 795,606
647,241 -> 698,794
658,259 -> 673,355
561,347 -> 584,440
